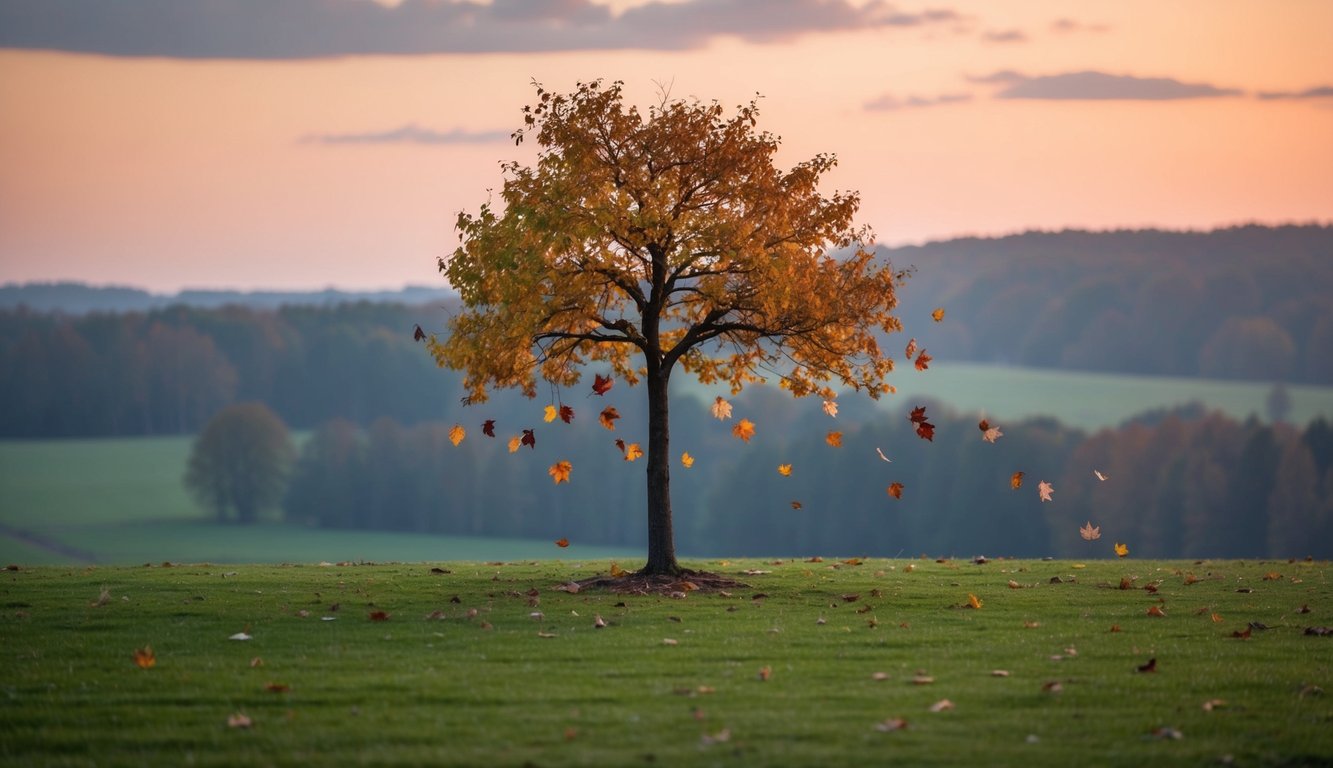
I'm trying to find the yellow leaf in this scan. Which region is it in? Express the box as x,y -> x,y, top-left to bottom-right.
610,562 -> 628,578
711,396 -> 733,421
548,460 -> 572,484
777,464 -> 792,476
1114,542 -> 1129,558
931,307 -> 945,322
623,443 -> 643,462
448,424 -> 466,447
543,404 -> 558,423
732,418 -> 755,442
825,431 -> 843,447
681,452 -> 695,468
507,436 -> 521,453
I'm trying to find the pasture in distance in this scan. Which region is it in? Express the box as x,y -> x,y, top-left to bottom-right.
1,557 -> 1330,766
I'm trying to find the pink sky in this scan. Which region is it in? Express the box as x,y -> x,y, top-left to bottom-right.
1,0 -> 1330,293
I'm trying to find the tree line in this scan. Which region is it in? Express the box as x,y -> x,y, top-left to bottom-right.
274,390 -> 1332,560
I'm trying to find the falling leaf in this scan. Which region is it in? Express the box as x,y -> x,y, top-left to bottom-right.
1094,469 -> 1109,482
558,405 -> 574,424
507,435 -> 522,453
967,593 -> 983,609
875,447 -> 893,463
591,373 -> 614,396
931,307 -> 945,323
908,406 -> 934,441
521,429 -> 536,449
133,646 -> 156,669
887,482 -> 904,499
791,501 -> 803,510
732,418 -> 756,442
777,464 -> 792,476
482,419 -> 496,438
1114,542 -> 1129,558
548,461 -> 572,484
544,404 -> 558,423
826,431 -> 843,447
981,425 -> 1003,443
413,324 -> 426,342
555,538 -> 569,548
1079,521 -> 1101,541
615,438 -> 626,454
822,399 -> 838,418
623,443 -> 643,462
681,452 -> 695,468
914,350 -> 932,371
1010,471 -> 1025,489
598,406 -> 620,430
905,338 -> 918,360
711,396 -> 733,420
1037,481 -> 1054,502
448,424 -> 466,447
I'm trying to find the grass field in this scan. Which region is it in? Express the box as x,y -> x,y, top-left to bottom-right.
1,558 -> 1329,767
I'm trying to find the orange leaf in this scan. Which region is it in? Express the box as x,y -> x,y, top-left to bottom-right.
967,593 -> 983,609
555,538 -> 570,548
548,460 -> 572,484
825,431 -> 843,447
732,418 -> 755,442
681,452 -> 695,468
887,482 -> 904,499
623,443 -> 643,462
905,338 -> 918,360
507,435 -> 521,453
1010,471 -> 1025,489
1079,521 -> 1101,541
598,406 -> 621,430
133,645 -> 156,669
1114,542 -> 1129,558
914,350 -> 932,371
790,500 -> 803,510
711,396 -> 733,421
1146,605 -> 1166,617
931,307 -> 945,322
448,424 -> 466,447
591,373 -> 614,396
482,419 -> 496,438
822,400 -> 838,418
777,464 -> 792,476
609,562 -> 628,578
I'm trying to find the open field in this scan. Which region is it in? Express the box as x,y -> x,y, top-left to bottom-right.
1,558 -> 1329,767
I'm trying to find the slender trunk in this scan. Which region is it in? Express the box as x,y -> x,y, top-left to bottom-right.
642,368 -> 681,575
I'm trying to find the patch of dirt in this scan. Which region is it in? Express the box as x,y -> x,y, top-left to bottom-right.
572,569 -> 748,595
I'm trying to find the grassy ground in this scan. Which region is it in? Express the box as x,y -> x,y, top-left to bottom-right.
1,557 -> 1329,767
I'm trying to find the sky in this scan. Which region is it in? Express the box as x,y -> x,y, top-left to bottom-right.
0,0 -> 1330,293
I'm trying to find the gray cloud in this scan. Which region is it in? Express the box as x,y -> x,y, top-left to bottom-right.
300,124 -> 510,145
981,29 -> 1026,44
1257,85 -> 1333,100
0,0 -> 964,59
864,91 -> 972,111
972,70 -> 1243,100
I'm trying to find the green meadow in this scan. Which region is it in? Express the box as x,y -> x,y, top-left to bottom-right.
1,558 -> 1329,767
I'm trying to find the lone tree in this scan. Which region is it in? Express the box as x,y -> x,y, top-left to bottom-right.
185,402 -> 295,524
433,80 -> 908,576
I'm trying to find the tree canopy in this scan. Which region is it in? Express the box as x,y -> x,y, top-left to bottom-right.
185,402 -> 295,524
432,80 -> 909,576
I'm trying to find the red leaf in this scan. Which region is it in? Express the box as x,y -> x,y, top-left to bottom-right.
369,610 -> 390,622
915,421 -> 935,441
482,419 -> 496,438
559,405 -> 575,424
914,350 -> 932,371
909,405 -> 928,424
555,538 -> 570,548
592,373 -> 614,396
521,429 -> 536,449
887,482 -> 904,499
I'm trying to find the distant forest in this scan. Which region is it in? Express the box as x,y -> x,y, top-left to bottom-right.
3,225 -> 1331,558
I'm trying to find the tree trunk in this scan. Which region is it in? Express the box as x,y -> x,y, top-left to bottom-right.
642,368 -> 681,575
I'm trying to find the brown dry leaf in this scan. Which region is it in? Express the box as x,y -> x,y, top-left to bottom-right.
887,482 -> 904,499
662,638 -> 679,646
227,713 -> 253,729
609,562 -> 628,578
928,699 -> 954,713
1080,521 -> 1101,541
1010,471 -> 1025,489
911,675 -> 935,685
265,682 -> 290,693
1137,657 -> 1158,673
875,717 -> 909,732
1202,699 -> 1227,712
757,665 -> 773,681
711,396 -> 733,421
598,406 -> 620,430
825,431 -> 843,447
369,610 -> 390,621
555,538 -> 570,548
1146,605 -> 1166,617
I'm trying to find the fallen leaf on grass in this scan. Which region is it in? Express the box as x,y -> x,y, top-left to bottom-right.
229,632 -> 252,641
662,638 -> 679,646
1146,605 -> 1166,617
1202,699 -> 1227,712
991,670 -> 1010,677
1232,626 -> 1252,639
757,665 -> 773,681
265,683 -> 290,693
227,713 -> 253,729
537,632 -> 557,638
1041,681 -> 1063,694
928,699 -> 954,713
133,646 -> 156,669
966,593 -> 983,609
1137,657 -> 1158,673
368,611 -> 390,622
1306,626 -> 1333,636
875,717 -> 909,732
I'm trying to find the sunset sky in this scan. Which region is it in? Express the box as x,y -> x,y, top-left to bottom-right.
1,0 -> 1330,293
